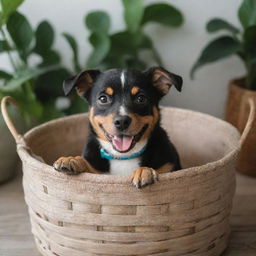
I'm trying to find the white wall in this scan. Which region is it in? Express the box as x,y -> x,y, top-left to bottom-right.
1,0 -> 245,118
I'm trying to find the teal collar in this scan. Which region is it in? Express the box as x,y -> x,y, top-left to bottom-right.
100,147 -> 146,160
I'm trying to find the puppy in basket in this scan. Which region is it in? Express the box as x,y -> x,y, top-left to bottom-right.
53,67 -> 182,188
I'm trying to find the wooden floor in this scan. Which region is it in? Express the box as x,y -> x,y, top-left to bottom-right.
0,168 -> 256,256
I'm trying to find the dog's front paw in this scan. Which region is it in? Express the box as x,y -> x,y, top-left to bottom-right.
130,167 -> 159,189
53,156 -> 88,175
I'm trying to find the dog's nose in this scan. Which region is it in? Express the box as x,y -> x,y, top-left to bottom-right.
114,115 -> 132,131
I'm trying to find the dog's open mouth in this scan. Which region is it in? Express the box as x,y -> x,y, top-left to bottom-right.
100,124 -> 148,153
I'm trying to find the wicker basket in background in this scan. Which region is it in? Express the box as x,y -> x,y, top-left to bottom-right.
1,96 -> 255,256
226,79 -> 256,176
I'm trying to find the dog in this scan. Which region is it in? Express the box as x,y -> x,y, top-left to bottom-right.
53,67 -> 182,188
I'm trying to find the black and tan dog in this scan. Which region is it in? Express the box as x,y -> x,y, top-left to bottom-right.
53,67 -> 182,188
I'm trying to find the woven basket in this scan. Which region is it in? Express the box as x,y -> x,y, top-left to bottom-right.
1,96 -> 255,256
226,78 -> 256,176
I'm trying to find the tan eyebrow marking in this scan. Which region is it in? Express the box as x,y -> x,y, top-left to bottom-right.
131,86 -> 139,95
105,87 -> 114,95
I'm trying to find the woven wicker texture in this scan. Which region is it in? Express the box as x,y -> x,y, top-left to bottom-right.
2,96 -> 254,256
226,79 -> 256,176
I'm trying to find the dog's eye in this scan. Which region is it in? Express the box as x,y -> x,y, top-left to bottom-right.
98,95 -> 110,105
135,94 -> 147,104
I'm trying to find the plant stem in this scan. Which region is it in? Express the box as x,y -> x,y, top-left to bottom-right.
0,28 -> 18,72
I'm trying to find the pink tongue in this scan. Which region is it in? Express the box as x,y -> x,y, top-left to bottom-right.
112,136 -> 133,152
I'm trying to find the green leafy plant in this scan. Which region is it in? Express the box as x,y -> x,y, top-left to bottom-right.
0,0 -> 184,124
191,0 -> 256,90
0,0 -> 84,123
63,0 -> 184,71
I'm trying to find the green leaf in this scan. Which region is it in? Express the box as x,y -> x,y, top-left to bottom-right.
0,0 -> 24,26
108,31 -> 149,56
109,31 -> 136,56
0,65 -> 59,92
0,83 -> 43,118
7,11 -> 34,61
62,33 -> 81,72
126,57 -> 146,70
105,32 -> 157,69
238,0 -> 256,28
39,50 -> 61,66
21,82 -> 43,117
0,39 -> 11,52
35,68 -> 71,101
246,59 -> 256,89
140,34 -> 153,49
142,3 -> 183,27
122,0 -> 144,33
86,32 -> 110,68
100,56 -> 127,70
207,18 -> 239,34
85,11 -> 110,33
191,36 -> 241,78
65,96 -> 87,115
244,25 -> 256,57
41,102 -> 64,122
0,69 -> 12,79
34,21 -> 54,56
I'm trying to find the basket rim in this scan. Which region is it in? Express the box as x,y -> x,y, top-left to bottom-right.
18,106 -> 240,185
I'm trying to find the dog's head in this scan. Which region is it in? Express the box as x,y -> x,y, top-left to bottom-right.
63,67 -> 182,156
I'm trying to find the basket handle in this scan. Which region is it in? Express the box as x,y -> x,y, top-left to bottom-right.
239,97 -> 256,147
2,95 -> 255,147
1,96 -> 22,143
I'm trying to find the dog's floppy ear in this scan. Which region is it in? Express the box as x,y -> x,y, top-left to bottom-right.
63,69 -> 101,97
144,66 -> 183,96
